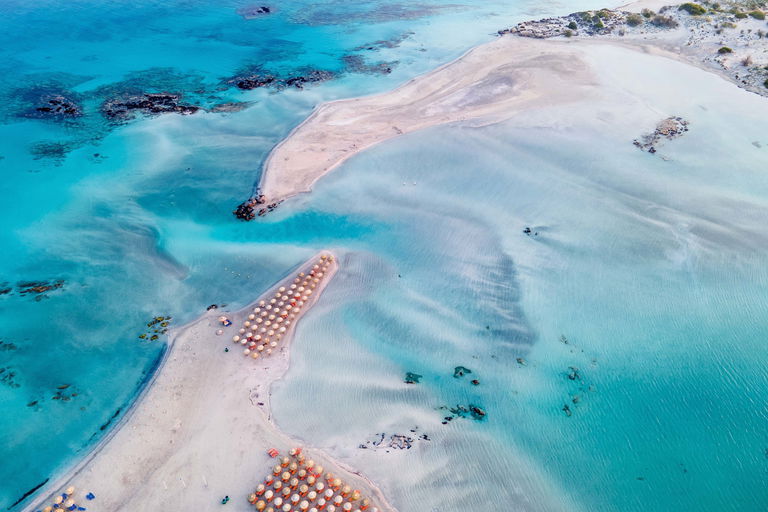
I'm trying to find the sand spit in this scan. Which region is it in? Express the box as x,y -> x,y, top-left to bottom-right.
259,37 -> 597,203
258,1 -> 768,205
23,252 -> 395,512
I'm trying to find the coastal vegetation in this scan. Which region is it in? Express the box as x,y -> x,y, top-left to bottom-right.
651,14 -> 680,27
501,1 -> 768,98
679,2 -> 709,14
626,13 -> 644,26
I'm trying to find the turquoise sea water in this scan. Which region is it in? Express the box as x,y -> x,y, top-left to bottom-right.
1,1 -> 767,511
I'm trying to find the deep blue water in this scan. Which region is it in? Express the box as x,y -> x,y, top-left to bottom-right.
2,2 -> 767,512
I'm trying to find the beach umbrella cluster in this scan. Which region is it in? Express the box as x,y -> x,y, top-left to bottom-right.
230,254 -> 334,360
247,447 -> 379,512
36,486 -> 91,512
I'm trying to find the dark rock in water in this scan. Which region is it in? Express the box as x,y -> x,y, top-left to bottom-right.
229,68 -> 335,91
446,403 -> 487,421
633,116 -> 689,154
0,339 -> 18,351
237,5 -> 272,19
31,94 -> 82,119
404,371 -> 422,384
469,405 -> 486,420
471,379 -> 480,386
234,195 -> 283,221
516,357 -> 527,366
453,365 -> 472,378
283,69 -> 335,89
233,73 -> 277,90
0,282 -> 11,295
102,92 -> 200,121
234,194 -> 265,220
562,404 -> 572,417
359,429 -> 429,451
0,367 -> 20,388
567,366 -> 581,381
8,478 -> 49,510
17,279 -> 65,300
207,304 -> 218,310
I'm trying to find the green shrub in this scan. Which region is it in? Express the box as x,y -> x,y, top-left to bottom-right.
651,15 -> 679,27
764,78 -> 768,88
722,21 -> 737,28
594,18 -> 605,28
597,8 -> 612,18
718,46 -> 733,53
568,20 -> 578,29
735,11 -> 748,18
679,3 -> 708,14
641,8 -> 655,18
749,10 -> 766,19
564,29 -> 574,37
626,13 -> 644,25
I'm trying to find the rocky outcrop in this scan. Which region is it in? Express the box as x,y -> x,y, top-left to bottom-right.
633,116 -> 690,153
230,69 -> 336,91
498,9 -> 630,38
233,194 -> 283,221
236,5 -> 272,19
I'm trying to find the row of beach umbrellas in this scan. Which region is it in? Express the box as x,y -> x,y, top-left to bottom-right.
225,255 -> 334,360
248,447 -> 379,512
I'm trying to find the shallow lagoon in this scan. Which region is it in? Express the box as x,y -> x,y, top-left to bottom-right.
2,3 -> 768,512
270,45 -> 768,511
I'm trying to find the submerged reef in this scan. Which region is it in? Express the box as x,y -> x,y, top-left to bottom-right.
102,93 -> 200,121
354,31 -> 414,51
31,94 -> 82,119
341,55 -> 397,75
16,279 -> 65,301
290,3 -> 461,26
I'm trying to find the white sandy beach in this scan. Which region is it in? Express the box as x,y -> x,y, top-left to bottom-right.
23,253 -> 395,512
